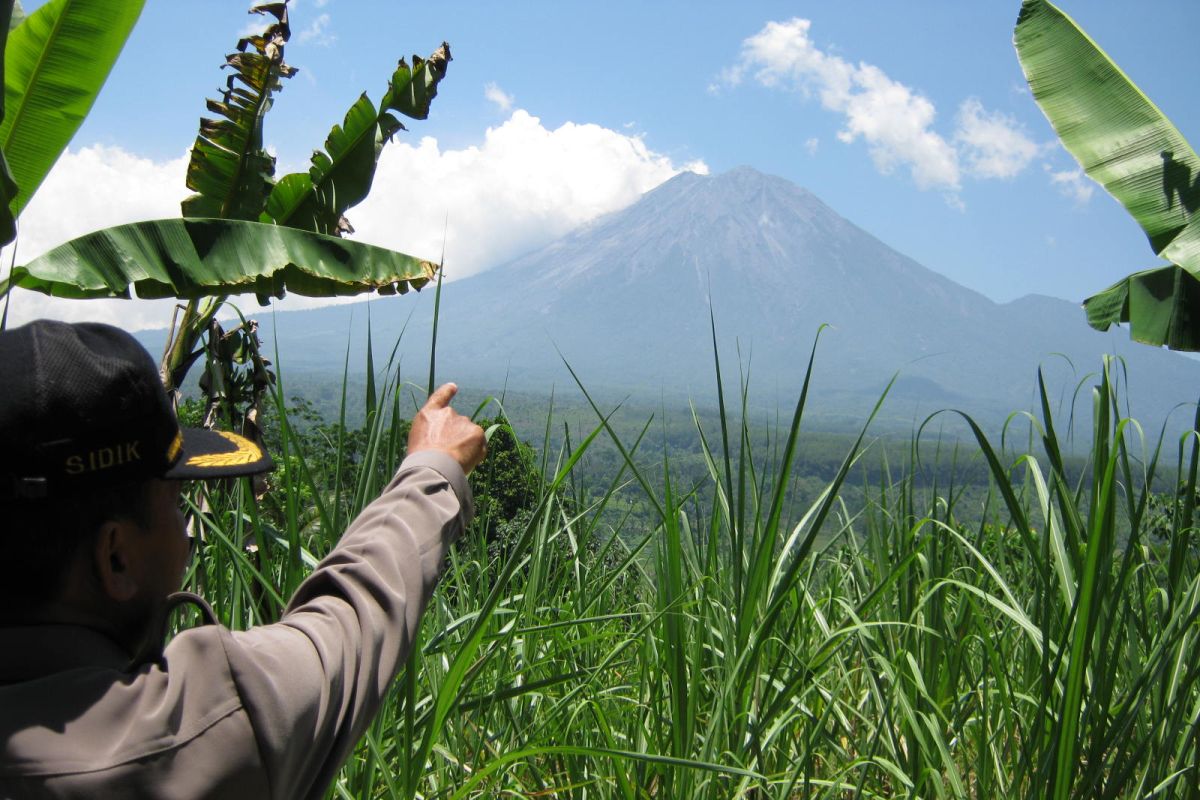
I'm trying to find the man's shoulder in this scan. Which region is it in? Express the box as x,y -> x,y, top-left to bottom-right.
0,624 -> 253,782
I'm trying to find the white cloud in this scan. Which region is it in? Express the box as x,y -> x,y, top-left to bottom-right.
1046,165 -> 1095,205
839,63 -> 958,190
484,82 -> 514,112
804,137 -> 819,155
350,110 -> 707,281
3,113 -> 706,331
954,98 -> 1039,179
2,145 -> 190,331
724,18 -> 959,192
14,145 -> 190,256
294,13 -> 333,46
722,18 -> 1043,198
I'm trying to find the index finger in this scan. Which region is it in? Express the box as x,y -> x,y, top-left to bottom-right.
424,382 -> 458,410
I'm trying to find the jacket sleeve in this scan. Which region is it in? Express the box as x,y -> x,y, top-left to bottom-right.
215,450 -> 473,800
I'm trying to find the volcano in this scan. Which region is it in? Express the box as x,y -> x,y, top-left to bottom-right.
228,167 -> 1200,434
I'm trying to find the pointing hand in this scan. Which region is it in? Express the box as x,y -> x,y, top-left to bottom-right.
407,383 -> 487,475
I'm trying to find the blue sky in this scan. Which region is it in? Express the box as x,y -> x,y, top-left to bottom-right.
8,0 -> 1200,330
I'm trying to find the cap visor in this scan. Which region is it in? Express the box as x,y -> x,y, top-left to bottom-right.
164,428 -> 274,480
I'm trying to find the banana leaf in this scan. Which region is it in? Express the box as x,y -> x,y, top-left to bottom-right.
1015,0 -> 1200,349
1084,265 -> 1200,352
0,0 -> 16,245
0,218 -> 437,302
264,42 -> 450,235
384,42 -> 452,122
0,0 -> 144,216
182,3 -> 295,220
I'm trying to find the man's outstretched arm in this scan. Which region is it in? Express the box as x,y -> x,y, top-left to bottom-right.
204,384 -> 486,799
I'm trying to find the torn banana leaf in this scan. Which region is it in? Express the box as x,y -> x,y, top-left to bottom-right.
181,3 -> 294,220
264,42 -> 451,235
1083,264 -> 1200,351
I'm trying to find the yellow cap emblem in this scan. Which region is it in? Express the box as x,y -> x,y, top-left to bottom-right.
185,431 -> 263,468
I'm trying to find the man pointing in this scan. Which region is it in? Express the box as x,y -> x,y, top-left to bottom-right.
0,319 -> 486,798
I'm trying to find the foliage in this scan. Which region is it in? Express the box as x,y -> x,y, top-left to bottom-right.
469,417 -> 542,536
254,394 -> 368,547
177,317 -> 1200,798
156,1 -> 451,398
0,0 -> 15,246
1,217 -> 436,302
263,45 -> 449,235
1,0 -> 143,217
0,0 -> 143,253
1014,0 -> 1200,350
252,401 -> 546,552
1145,480 -> 1200,544
0,1 -> 451,400
180,3 -> 295,222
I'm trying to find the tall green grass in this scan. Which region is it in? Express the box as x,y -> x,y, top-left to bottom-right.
180,325 -> 1200,799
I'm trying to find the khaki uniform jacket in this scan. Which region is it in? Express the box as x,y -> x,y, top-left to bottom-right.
0,450 -> 473,799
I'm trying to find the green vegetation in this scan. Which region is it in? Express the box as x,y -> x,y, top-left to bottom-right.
155,3 -> 449,395
7,1 -> 1200,795
0,1 -> 449,400
0,0 -> 145,252
1015,0 -> 1200,350
177,328 -> 1200,798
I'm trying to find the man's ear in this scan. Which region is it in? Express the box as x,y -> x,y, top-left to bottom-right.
93,520 -> 143,603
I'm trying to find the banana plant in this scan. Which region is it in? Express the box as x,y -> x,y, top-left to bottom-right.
0,0 -> 144,249
1015,0 -> 1200,351
0,1 -> 16,245
0,1 -> 452,392
263,46 -> 449,235
181,3 -> 295,223
161,2 -> 449,392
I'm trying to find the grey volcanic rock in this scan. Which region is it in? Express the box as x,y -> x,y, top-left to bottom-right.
232,167 -> 1199,435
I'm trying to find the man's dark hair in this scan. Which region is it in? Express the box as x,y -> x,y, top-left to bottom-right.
0,481 -> 151,609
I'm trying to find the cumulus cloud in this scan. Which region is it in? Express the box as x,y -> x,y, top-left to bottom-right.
350,110 -> 707,281
723,18 -> 959,191
484,82 -> 515,112
3,113 -> 706,331
1,145 -> 190,331
954,98 -> 1039,179
1046,165 -> 1095,205
722,18 -> 1040,197
804,137 -> 819,155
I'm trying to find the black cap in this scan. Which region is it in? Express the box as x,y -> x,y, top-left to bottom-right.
0,320 -> 273,502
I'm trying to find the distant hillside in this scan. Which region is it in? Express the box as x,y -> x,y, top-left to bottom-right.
143,167 -> 1200,440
